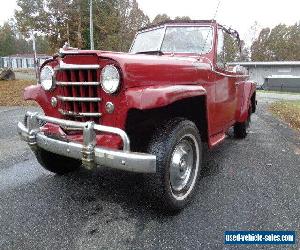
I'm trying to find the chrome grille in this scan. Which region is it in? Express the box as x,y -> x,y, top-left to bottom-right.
56,68 -> 101,123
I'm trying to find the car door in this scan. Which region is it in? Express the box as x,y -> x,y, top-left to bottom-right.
213,28 -> 238,132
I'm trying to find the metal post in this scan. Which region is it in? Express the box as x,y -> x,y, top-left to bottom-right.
67,23 -> 70,45
31,31 -> 39,82
89,0 -> 94,50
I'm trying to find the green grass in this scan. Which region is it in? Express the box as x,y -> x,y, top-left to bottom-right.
269,101 -> 300,131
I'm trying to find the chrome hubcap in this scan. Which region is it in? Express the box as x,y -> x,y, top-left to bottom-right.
169,135 -> 198,199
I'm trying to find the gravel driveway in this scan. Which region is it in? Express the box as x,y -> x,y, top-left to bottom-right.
0,94 -> 299,249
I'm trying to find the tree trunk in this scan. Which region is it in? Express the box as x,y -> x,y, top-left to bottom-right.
77,4 -> 83,48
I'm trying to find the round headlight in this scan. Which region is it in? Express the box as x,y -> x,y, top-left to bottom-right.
40,66 -> 55,91
100,65 -> 120,94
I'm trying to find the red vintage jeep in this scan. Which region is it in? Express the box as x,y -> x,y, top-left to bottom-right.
18,20 -> 256,210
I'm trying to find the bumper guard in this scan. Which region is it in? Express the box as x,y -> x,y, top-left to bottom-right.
17,112 -> 156,173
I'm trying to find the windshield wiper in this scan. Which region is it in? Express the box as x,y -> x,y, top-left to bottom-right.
135,50 -> 164,56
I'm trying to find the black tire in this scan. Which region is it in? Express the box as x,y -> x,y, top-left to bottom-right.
234,106 -> 252,139
147,118 -> 202,211
35,148 -> 81,175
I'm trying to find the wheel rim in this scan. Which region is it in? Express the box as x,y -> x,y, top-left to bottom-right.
169,134 -> 199,200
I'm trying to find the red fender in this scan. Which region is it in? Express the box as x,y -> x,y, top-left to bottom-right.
125,85 -> 207,110
23,84 -> 62,117
235,81 -> 256,123
125,84 -> 212,144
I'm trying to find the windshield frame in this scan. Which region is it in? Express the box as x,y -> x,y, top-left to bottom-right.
129,25 -> 166,53
129,24 -> 215,55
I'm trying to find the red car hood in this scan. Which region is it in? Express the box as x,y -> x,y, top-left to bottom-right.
61,50 -> 212,88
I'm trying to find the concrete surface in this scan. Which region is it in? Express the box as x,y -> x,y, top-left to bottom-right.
257,91 -> 300,102
0,94 -> 299,249
14,69 -> 36,81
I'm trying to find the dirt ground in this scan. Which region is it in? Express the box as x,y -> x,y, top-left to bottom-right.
269,100 -> 300,131
0,80 -> 36,106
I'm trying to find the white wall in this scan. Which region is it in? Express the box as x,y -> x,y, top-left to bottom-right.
247,65 -> 300,85
0,57 -> 47,69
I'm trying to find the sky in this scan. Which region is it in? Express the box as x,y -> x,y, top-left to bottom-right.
0,0 -> 299,44
137,0 -> 300,44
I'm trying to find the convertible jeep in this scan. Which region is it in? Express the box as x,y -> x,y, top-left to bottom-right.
18,20 -> 256,210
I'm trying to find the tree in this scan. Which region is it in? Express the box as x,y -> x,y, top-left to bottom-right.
174,16 -> 191,21
287,23 -> 300,60
117,0 -> 150,51
0,21 -> 48,57
15,0 -> 150,53
15,0 -> 47,34
15,0 -> 74,51
240,40 -> 250,61
91,0 -> 120,50
223,32 -> 240,62
251,23 -> 300,61
152,14 -> 171,25
0,22 -> 16,56
251,28 -> 271,61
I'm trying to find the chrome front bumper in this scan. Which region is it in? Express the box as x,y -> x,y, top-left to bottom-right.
17,112 -> 156,173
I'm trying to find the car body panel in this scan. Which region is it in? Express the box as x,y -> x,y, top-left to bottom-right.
23,21 -> 256,150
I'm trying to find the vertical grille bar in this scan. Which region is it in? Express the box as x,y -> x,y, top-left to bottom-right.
62,71 -> 71,112
88,70 -> 95,116
70,70 -> 79,119
79,70 -> 87,122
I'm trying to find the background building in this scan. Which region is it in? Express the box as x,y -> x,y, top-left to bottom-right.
0,54 -> 51,69
230,61 -> 300,92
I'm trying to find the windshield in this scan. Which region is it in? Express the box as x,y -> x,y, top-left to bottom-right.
130,26 -> 213,54
130,28 -> 164,53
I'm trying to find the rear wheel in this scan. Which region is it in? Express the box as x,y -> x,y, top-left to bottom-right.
35,148 -> 81,175
234,106 -> 252,139
147,118 -> 202,211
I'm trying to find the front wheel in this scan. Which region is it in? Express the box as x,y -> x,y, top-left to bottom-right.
35,148 -> 81,175
147,118 -> 202,211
